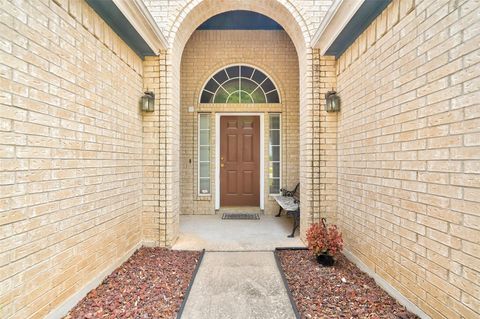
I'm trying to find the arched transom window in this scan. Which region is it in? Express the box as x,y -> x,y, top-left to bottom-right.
200,65 -> 280,103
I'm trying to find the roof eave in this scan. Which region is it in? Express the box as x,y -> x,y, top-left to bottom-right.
312,0 -> 392,58
86,0 -> 167,58
112,0 -> 168,53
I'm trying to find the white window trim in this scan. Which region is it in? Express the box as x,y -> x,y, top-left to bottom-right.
198,114 -> 211,196
269,113 -> 282,195
215,113 -> 265,210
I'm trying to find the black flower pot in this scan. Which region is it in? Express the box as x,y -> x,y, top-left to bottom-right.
316,253 -> 335,266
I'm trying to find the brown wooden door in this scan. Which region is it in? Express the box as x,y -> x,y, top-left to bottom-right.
220,116 -> 260,206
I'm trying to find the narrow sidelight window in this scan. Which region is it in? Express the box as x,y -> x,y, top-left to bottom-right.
269,114 -> 281,194
198,114 -> 211,195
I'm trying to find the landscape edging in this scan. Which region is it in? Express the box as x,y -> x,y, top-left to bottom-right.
274,247 -> 308,319
176,249 -> 206,319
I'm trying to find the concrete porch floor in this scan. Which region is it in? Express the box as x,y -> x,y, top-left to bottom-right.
172,214 -> 305,251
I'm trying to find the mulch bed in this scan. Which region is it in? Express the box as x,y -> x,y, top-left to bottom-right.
277,249 -> 419,319
65,248 -> 201,319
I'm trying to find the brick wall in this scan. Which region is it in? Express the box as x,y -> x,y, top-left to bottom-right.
180,30 -> 299,215
0,0 -> 144,317
336,0 -> 480,317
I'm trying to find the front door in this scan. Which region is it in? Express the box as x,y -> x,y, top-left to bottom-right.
220,116 -> 260,206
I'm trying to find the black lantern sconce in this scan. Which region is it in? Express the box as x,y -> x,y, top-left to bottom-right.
141,91 -> 155,112
325,90 -> 340,112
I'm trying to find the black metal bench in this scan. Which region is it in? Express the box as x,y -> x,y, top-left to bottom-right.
274,183 -> 300,237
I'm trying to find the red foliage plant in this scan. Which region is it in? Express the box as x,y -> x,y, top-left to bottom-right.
306,218 -> 344,256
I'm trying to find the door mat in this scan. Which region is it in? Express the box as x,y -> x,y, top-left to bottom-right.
222,213 -> 260,220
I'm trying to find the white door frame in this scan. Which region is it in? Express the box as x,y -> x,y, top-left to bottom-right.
215,113 -> 265,210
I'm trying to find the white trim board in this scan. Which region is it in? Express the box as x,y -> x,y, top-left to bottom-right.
112,0 -> 168,52
311,0 -> 364,54
343,249 -> 431,319
215,113 -> 265,210
45,241 -> 143,319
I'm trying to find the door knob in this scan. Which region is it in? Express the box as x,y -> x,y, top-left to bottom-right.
220,163 -> 225,168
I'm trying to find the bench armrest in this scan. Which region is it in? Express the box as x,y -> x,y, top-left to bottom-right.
280,183 -> 300,197
280,188 -> 295,197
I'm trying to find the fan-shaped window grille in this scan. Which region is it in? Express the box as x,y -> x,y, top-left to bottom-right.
200,65 -> 280,103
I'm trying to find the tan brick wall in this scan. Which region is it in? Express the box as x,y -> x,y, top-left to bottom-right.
180,30 -> 299,215
336,0 -> 480,317
0,0 -> 144,317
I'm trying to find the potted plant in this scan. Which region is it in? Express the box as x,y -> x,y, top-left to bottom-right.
306,218 -> 344,266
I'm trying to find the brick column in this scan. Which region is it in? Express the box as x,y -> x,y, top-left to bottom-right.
142,52 -> 179,247
299,47 -> 315,240
318,55 -> 338,223
300,49 -> 338,240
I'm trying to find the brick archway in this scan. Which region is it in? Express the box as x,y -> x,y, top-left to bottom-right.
167,0 -> 312,49
143,0 -> 334,246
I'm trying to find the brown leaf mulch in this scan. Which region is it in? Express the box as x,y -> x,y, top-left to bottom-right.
65,248 -> 201,319
277,250 -> 419,319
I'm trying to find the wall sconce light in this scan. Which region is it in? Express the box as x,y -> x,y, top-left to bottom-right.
325,90 -> 340,112
141,91 -> 155,112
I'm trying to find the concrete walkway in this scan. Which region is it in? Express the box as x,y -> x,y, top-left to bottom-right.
180,251 -> 296,319
173,215 -> 304,251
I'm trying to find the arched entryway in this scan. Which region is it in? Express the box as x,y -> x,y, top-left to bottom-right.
144,0 -> 333,247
